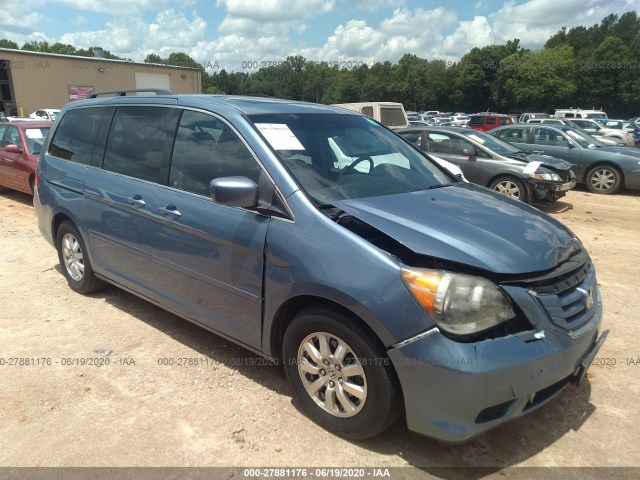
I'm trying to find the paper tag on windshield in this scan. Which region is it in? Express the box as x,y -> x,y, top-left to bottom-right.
26,129 -> 44,139
467,134 -> 485,144
255,123 -> 305,150
523,161 -> 542,174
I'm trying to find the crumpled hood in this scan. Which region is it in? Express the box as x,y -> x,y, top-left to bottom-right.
519,153 -> 573,171
332,183 -> 578,274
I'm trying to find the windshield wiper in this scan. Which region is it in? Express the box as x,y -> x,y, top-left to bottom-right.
427,183 -> 454,190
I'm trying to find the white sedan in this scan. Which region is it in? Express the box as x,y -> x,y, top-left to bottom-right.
29,109 -> 61,121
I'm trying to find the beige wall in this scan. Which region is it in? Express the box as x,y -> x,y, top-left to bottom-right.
0,49 -> 201,115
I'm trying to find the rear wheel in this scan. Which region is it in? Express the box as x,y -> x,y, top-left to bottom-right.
489,176 -> 528,202
283,307 -> 401,439
56,221 -> 103,294
585,165 -> 621,194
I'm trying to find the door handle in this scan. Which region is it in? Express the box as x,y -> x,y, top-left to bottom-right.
126,195 -> 146,208
158,205 -> 182,219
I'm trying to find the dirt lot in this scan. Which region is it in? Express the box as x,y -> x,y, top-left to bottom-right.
0,186 -> 639,478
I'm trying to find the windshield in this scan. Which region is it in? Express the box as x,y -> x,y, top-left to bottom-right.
459,129 -> 523,155
561,127 -> 606,148
249,113 -> 455,205
24,127 -> 51,155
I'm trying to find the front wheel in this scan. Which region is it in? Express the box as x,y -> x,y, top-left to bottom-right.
489,176 -> 528,202
585,165 -> 621,194
56,221 -> 103,294
283,308 -> 401,439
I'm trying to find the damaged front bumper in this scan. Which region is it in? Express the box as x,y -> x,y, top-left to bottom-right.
530,178 -> 576,201
388,299 -> 604,442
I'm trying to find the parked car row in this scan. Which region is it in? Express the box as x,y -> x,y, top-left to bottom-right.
397,126 -> 575,204
492,123 -> 640,194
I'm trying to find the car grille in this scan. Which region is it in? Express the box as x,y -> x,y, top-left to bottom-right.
532,262 -> 598,331
502,251 -> 598,332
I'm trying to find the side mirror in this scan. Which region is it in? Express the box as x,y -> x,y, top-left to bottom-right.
209,176 -> 258,208
461,148 -> 476,159
4,144 -> 22,153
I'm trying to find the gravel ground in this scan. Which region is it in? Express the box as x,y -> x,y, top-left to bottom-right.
0,187 -> 638,479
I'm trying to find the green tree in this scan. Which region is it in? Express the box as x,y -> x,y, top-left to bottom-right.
495,46 -> 576,112
0,39 -> 19,49
144,53 -> 163,64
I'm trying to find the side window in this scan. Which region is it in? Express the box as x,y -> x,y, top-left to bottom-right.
499,117 -> 511,125
169,110 -> 261,196
361,106 -> 374,118
495,127 -> 523,141
49,107 -> 105,165
3,126 -> 22,148
427,132 -> 473,155
485,117 -> 496,125
103,106 -> 180,184
399,132 -> 422,148
534,127 -> 558,145
0,125 -> 6,145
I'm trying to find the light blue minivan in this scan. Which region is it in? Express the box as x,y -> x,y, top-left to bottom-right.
35,91 -> 607,441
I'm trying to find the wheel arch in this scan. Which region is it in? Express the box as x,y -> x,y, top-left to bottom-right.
587,161 -> 624,187
269,295 -> 389,365
487,174 -> 531,203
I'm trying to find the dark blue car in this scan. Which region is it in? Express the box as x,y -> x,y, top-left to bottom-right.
34,91 -> 606,441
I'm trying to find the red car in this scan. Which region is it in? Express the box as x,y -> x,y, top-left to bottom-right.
468,113 -> 514,131
0,121 -> 52,194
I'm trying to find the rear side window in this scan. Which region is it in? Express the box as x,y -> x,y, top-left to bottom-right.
49,108 -> 104,165
495,127 -> 526,141
361,106 -> 374,118
102,106 -> 180,184
169,110 -> 260,196
499,117 -> 512,125
485,117 -> 496,125
380,107 -> 406,127
468,116 -> 484,126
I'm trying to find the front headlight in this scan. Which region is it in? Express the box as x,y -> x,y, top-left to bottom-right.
401,267 -> 515,335
530,172 -> 561,182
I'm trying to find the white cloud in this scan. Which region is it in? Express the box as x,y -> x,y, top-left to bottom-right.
216,0 -> 335,21
488,0 -> 639,47
353,0 -> 405,11
50,0 -> 170,15
299,7 -> 458,65
59,9 -> 207,60
441,16 -> 493,57
0,0 -> 44,36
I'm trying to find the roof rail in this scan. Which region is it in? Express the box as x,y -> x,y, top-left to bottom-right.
87,89 -> 173,98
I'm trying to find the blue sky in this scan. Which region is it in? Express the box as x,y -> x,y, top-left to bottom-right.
1,0 -> 637,71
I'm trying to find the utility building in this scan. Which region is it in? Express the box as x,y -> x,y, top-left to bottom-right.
0,48 -> 202,116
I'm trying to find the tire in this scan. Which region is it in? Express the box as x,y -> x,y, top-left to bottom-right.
489,176 -> 528,202
56,220 -> 103,294
283,307 -> 401,440
585,165 -> 621,194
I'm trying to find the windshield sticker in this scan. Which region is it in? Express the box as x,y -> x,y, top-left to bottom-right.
25,129 -> 44,139
255,123 -> 305,150
466,134 -> 486,144
523,161 -> 542,174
